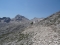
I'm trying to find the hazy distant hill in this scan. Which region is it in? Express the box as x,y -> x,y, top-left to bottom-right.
31,17 -> 43,23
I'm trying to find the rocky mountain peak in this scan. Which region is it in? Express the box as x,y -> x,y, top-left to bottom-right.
15,14 -> 22,21
14,14 -> 29,21
15,14 -> 22,18
0,17 -> 11,23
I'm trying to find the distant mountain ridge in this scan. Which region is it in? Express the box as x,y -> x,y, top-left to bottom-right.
0,14 -> 30,23
0,17 -> 11,23
1,11 -> 60,45
12,14 -> 29,21
0,14 -> 30,36
31,17 -> 43,23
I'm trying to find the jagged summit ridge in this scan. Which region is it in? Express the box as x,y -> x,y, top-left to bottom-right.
14,14 -> 29,21
0,17 -> 11,23
0,14 -> 30,23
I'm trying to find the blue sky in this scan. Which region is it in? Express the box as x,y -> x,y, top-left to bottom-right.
0,0 -> 60,19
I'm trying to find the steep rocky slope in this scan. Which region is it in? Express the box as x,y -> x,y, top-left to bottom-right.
23,11 -> 60,45
39,11 -> 60,26
0,11 -> 60,45
0,14 -> 30,35
23,25 -> 59,45
0,14 -> 30,45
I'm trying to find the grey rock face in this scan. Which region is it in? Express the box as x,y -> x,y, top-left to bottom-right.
0,11 -> 60,45
0,14 -> 30,40
15,15 -> 25,21
0,17 -> 11,23
23,11 -> 60,45
12,14 -> 29,22
23,25 -> 59,45
39,11 -> 60,26
31,17 -> 43,23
